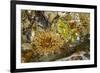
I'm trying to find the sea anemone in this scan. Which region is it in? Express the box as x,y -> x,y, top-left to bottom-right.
31,31 -> 64,56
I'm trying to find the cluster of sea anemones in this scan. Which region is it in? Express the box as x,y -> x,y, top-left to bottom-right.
31,31 -> 64,56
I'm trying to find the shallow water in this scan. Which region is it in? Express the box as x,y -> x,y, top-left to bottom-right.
21,10 -> 90,63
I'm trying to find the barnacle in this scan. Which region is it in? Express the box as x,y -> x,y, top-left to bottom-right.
31,31 -> 64,56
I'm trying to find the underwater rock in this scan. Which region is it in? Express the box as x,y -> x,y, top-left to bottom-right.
21,35 -> 27,43
84,53 -> 90,59
22,43 -> 32,51
58,12 -> 67,17
34,11 -> 49,29
22,29 -> 32,43
21,50 -> 33,63
56,35 -> 90,61
57,51 -> 89,61
25,29 -> 31,42
44,12 -> 57,23
27,10 -> 35,22
79,13 -> 90,36
22,18 -> 31,29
